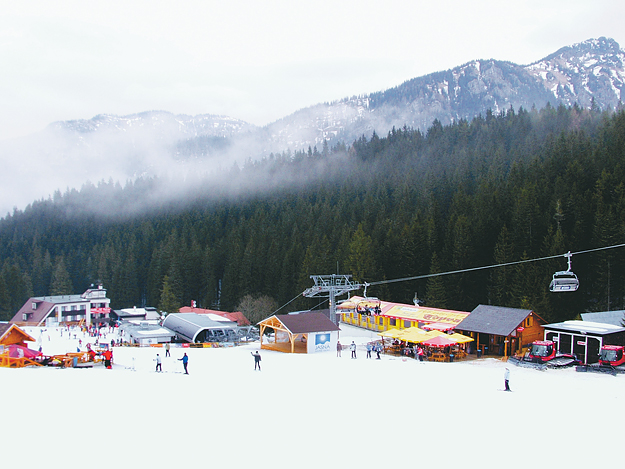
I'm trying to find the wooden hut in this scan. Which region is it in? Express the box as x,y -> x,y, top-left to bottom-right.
455,305 -> 545,357
0,323 -> 36,348
259,312 -> 340,353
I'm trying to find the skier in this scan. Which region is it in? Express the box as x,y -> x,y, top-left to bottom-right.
165,342 -> 171,357
504,367 -> 511,391
251,351 -> 262,371
336,341 -> 342,357
103,349 -> 113,369
155,353 -> 162,372
375,343 -> 382,359
366,343 -> 372,358
178,353 -> 189,374
350,341 -> 357,359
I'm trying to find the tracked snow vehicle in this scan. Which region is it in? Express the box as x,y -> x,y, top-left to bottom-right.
508,340 -> 578,369
576,345 -> 625,375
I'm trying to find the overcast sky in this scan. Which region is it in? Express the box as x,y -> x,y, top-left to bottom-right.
0,0 -> 624,142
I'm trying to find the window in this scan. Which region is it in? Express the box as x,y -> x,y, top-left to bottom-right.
71,305 -> 77,311
526,316 -> 533,327
404,320 -> 411,328
390,318 -> 396,327
32,302 -> 37,310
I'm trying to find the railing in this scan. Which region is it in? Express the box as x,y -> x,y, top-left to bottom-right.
0,353 -> 43,368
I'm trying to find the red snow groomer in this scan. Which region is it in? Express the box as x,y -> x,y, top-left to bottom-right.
509,340 -> 578,369
598,345 -> 625,367
576,345 -> 625,375
527,340 -> 578,367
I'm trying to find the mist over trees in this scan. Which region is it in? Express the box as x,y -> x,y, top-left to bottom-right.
1,103 -> 624,323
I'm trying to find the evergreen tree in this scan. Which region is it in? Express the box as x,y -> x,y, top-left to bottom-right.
158,275 -> 180,315
425,252 -> 447,308
49,257 -> 73,296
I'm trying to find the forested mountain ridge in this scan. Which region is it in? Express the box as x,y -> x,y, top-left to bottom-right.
1,104 -> 624,325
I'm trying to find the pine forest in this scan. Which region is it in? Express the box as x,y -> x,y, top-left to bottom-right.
1,104 -> 625,324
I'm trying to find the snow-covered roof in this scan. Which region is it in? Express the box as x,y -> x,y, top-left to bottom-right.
543,320 -> 625,335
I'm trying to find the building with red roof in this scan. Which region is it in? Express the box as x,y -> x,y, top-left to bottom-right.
178,306 -> 250,326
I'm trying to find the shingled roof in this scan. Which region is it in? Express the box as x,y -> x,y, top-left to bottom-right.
273,312 -> 340,334
456,305 -> 533,336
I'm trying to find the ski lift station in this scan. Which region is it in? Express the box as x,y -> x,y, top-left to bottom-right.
163,313 -> 239,343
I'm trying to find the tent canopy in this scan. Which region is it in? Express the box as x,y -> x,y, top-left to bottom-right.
6,344 -> 42,359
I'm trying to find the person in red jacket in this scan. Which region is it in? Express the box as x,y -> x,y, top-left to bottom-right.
103,349 -> 113,369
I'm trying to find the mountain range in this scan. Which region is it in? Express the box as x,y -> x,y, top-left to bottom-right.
1,37 -> 624,215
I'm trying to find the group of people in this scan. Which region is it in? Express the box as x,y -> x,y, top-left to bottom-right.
153,349 -> 261,374
154,351 -> 189,374
336,340 -> 383,359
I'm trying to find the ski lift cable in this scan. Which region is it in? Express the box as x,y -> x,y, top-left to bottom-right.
366,242 -> 625,287
271,292 -> 303,316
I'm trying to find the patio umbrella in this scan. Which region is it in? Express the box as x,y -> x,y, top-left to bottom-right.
447,332 -> 474,344
421,335 -> 458,348
400,328 -> 442,343
337,300 -> 356,310
378,328 -> 406,339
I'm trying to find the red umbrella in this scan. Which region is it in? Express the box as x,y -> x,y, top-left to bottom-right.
421,335 -> 458,348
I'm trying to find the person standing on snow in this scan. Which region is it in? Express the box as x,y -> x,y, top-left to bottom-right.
155,353 -> 162,372
178,353 -> 189,374
366,343 -> 372,358
165,342 -> 171,357
350,341 -> 357,359
251,351 -> 262,371
504,367 -> 511,391
336,341 -> 342,357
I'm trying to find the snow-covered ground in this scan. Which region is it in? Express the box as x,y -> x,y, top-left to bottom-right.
1,324 -> 623,468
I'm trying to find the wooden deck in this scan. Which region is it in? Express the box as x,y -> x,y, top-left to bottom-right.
261,341 -> 307,353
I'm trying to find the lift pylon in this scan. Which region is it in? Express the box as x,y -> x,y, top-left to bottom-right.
302,274 -> 361,324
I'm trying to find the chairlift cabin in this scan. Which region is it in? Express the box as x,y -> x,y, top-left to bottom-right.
549,251 -> 579,292
549,271 -> 579,292
356,297 -> 381,316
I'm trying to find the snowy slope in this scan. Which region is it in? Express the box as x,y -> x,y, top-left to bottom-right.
1,324 -> 622,468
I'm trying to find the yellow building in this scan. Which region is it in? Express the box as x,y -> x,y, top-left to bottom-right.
340,296 -> 470,332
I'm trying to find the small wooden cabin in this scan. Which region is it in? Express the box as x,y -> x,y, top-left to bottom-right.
259,312 -> 340,353
455,305 -> 545,357
0,323 -> 36,348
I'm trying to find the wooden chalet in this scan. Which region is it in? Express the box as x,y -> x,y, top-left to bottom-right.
0,323 -> 36,347
0,323 -> 42,368
259,312 -> 340,353
455,305 -> 545,357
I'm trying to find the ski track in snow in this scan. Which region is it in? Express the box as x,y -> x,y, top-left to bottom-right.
1,324 -> 622,468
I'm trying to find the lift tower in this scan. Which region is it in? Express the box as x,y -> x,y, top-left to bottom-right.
302,274 -> 361,324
